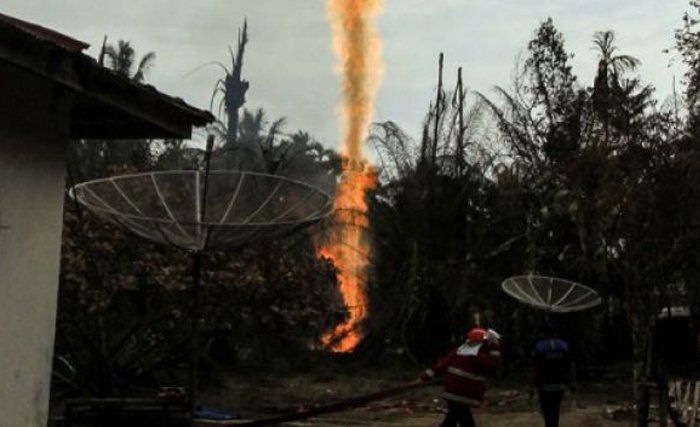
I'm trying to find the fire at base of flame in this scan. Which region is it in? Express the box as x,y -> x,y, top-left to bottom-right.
319,164 -> 376,352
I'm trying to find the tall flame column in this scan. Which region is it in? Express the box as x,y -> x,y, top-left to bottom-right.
320,0 -> 384,352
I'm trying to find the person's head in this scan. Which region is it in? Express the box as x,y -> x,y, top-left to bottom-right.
466,327 -> 488,345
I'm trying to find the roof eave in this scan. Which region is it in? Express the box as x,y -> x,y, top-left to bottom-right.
0,18 -> 214,140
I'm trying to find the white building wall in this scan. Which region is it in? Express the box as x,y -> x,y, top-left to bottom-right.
0,62 -> 71,427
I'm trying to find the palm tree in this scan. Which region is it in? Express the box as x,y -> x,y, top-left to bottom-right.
68,40 -> 158,180
591,31 -> 641,144
100,40 -> 156,83
238,108 -> 286,172
592,31 -> 640,78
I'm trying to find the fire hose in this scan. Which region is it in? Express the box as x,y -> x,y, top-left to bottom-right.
218,381 -> 432,426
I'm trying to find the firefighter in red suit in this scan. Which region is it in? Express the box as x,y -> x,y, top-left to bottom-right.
419,328 -> 501,427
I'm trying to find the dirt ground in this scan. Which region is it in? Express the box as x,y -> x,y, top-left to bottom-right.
197,367 -> 638,426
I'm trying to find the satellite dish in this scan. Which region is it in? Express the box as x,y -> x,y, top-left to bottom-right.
70,170 -> 333,251
501,275 -> 601,313
69,167 -> 334,413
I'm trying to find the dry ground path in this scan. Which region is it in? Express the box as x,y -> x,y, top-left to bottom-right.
279,407 -> 620,426
200,400 -> 629,426
199,369 -> 635,426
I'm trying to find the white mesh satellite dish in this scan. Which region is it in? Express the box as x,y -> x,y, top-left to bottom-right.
501,275 -> 601,313
70,170 -> 333,251
69,144 -> 334,414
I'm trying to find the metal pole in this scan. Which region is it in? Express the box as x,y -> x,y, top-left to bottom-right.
189,251 -> 202,415
190,135 -> 215,417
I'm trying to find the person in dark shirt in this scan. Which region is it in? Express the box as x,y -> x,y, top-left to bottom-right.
532,323 -> 574,427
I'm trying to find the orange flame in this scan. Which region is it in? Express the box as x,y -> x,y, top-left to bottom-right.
319,0 -> 384,352
320,163 -> 376,352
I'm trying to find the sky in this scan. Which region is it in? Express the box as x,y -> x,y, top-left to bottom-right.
2,0 -> 693,150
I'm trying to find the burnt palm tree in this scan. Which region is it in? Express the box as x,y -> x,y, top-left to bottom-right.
209,20 -> 262,168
